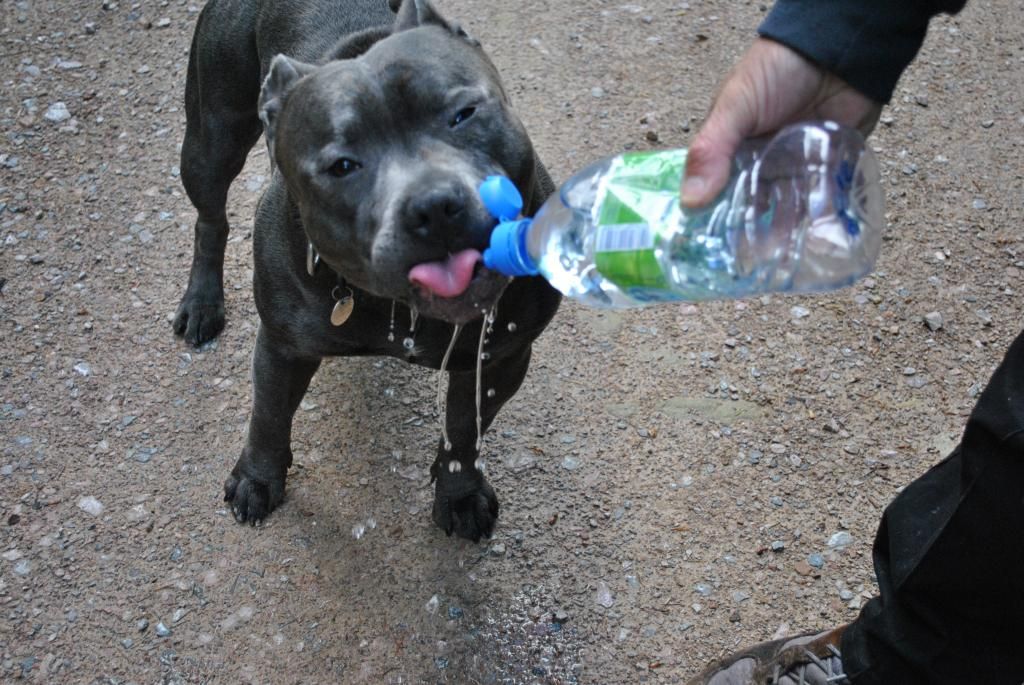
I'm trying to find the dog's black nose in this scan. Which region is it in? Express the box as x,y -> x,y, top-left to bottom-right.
405,184 -> 469,243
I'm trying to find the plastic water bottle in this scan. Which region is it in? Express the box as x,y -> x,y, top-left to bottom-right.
480,121 -> 884,308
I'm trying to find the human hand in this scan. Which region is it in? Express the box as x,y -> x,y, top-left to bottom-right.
680,38 -> 883,207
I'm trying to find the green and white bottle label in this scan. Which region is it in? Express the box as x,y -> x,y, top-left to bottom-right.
593,149 -> 687,302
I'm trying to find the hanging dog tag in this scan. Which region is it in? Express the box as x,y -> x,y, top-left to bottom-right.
330,288 -> 354,326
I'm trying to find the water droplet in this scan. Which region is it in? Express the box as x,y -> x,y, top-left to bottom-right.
402,337 -> 415,350
486,388 -> 496,398
507,322 -> 517,332
436,325 -> 462,452
480,352 -> 491,360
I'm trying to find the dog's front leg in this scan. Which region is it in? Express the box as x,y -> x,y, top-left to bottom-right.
224,326 -> 321,524
430,345 -> 533,541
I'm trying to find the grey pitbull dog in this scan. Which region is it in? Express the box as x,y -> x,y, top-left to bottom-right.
174,0 -> 561,540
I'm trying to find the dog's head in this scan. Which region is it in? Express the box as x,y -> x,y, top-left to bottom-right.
258,0 -> 538,324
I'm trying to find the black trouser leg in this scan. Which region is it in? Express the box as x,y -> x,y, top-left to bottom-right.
843,329 -> 1024,684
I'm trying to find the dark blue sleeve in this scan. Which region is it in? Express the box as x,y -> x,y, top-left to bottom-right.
758,0 -> 967,103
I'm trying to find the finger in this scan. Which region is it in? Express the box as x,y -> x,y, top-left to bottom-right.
681,63 -> 759,207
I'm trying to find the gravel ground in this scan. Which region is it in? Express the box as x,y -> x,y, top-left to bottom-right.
1,0 -> 1022,682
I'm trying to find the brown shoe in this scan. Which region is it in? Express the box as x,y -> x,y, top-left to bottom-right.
687,625 -> 851,684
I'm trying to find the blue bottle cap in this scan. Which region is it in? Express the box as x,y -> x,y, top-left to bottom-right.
482,218 -> 538,277
478,175 -> 523,221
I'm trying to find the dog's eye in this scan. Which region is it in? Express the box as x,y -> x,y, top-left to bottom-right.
326,158 -> 361,178
450,107 -> 476,127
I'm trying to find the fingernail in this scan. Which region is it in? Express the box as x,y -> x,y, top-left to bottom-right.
680,176 -> 706,205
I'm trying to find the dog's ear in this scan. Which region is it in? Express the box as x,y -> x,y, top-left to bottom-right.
391,0 -> 479,44
259,55 -> 316,172
392,0 -> 447,30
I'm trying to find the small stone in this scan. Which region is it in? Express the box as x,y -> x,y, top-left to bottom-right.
13,559 -> 31,575
644,130 -> 660,142
823,418 -> 840,433
694,582 -> 713,597
424,595 -> 440,614
591,87 -> 605,98
155,622 -> 172,637
156,17 -> 171,28
902,367 -> 917,376
490,543 -> 506,556
923,311 -> 944,331
553,609 -> 569,623
84,22 -> 97,34
790,305 -> 810,319
44,102 -> 71,123
73,362 -> 92,376
731,590 -> 750,603
137,619 -> 149,632
827,531 -> 853,549
77,496 -> 104,517
561,456 -> 580,470
447,606 -> 463,620
729,610 -> 742,623
915,94 -> 929,107
839,589 -> 855,601
595,581 -> 615,608
121,638 -> 133,649
807,554 -> 825,568
981,119 -> 994,129
972,198 -> 987,210
134,447 -> 156,464
794,561 -> 818,577
770,496 -> 784,507
770,540 -> 785,552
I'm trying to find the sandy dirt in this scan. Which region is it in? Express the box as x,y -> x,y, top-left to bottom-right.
1,0 -> 1022,682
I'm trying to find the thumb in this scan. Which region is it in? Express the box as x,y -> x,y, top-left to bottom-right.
681,101 -> 748,208
681,43 -> 770,208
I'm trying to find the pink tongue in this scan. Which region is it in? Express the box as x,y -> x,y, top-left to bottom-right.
408,249 -> 482,298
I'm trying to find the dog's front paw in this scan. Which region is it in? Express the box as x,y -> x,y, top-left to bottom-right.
173,284 -> 225,346
223,466 -> 285,525
431,460 -> 499,542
